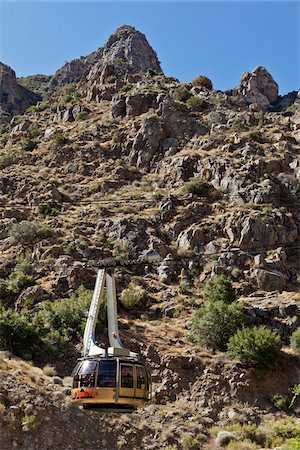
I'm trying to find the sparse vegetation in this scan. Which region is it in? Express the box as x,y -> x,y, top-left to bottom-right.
173,86 -> 192,102
42,364 -> 57,376
112,239 -> 135,258
228,326 -> 281,367
8,262 -> 34,294
118,83 -> 134,93
183,177 -> 210,196
52,132 -> 69,147
38,204 -> 59,217
10,221 -> 53,245
76,111 -> 88,120
20,139 -> 38,152
120,285 -> 146,309
22,414 -> 37,433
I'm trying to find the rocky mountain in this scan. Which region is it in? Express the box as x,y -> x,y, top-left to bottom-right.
0,25 -> 299,450
0,63 -> 41,124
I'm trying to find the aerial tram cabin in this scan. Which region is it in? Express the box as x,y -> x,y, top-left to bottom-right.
71,252 -> 159,412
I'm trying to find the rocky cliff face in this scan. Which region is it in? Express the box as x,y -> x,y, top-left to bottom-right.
0,63 -> 40,124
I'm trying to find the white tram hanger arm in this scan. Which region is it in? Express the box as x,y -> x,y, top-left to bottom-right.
83,269 -> 106,357
83,251 -> 160,358
83,268 -> 138,358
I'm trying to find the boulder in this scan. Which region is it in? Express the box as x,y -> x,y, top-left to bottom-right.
236,66 -> 278,110
251,268 -> 288,291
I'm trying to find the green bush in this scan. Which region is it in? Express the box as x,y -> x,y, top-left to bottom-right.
290,328 -> 300,352
120,285 -> 145,309
186,96 -> 207,111
118,83 -> 134,93
0,307 -> 41,356
189,301 -> 244,350
8,262 -> 34,294
203,275 -> 236,304
20,139 -> 38,152
192,75 -> 213,90
35,286 -> 105,339
183,178 -> 210,196
228,326 -> 281,367
53,132 -> 68,147
265,417 -> 300,448
248,130 -> 264,143
37,204 -> 59,217
271,394 -> 290,412
76,111 -> 88,121
112,240 -> 135,258
173,86 -> 192,102
10,221 -> 53,245
22,414 -> 37,433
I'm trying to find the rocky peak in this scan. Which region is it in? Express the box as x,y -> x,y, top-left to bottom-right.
0,62 -> 40,124
236,66 -> 279,110
87,25 -> 162,82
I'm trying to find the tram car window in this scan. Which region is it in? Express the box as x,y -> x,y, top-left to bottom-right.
98,360 -> 117,387
121,364 -> 134,388
73,360 -> 97,388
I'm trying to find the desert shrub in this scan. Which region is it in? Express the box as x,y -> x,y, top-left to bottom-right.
10,221 -> 52,245
203,275 -> 236,304
181,433 -> 199,448
76,111 -> 88,121
120,285 -> 145,309
228,326 -> 281,367
112,240 -> 135,258
290,327 -> 300,352
53,132 -> 68,147
272,394 -> 290,412
42,364 -> 57,376
20,139 -> 38,152
118,83 -> 134,93
173,86 -> 192,102
248,130 -> 264,143
0,132 -> 9,148
183,177 -> 210,196
152,191 -> 163,201
8,262 -> 34,294
65,83 -> 76,94
186,96 -> 207,111
0,307 -> 41,355
192,75 -> 213,90
37,204 -> 59,217
226,440 -> 258,450
265,417 -> 300,448
21,414 -> 37,433
35,286 -> 105,339
189,301 -> 244,350
0,149 -> 20,169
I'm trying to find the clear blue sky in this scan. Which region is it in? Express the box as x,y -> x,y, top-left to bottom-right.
0,1 -> 299,94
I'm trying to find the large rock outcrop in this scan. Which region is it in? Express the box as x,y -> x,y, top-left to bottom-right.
236,66 -> 279,110
50,50 -> 100,87
87,25 -> 162,83
0,63 -> 40,124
